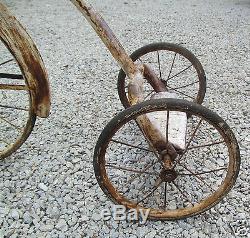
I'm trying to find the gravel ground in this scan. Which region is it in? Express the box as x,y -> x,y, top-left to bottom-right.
0,0 -> 249,237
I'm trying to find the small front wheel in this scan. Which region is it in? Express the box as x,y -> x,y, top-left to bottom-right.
94,99 -> 240,220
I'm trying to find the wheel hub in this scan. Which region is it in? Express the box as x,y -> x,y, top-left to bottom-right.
160,169 -> 178,182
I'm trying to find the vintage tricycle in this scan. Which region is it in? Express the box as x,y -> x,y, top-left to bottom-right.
0,0 -> 240,220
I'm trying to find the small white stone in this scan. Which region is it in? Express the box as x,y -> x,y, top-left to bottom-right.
10,209 -> 19,220
38,183 -> 48,192
56,219 -> 68,232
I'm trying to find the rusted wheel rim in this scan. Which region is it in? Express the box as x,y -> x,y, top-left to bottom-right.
118,42 -> 206,108
94,99 -> 240,220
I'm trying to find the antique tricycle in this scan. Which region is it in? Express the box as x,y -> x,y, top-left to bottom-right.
0,0 -> 240,220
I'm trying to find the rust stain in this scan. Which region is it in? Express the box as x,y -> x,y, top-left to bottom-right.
0,3 -> 50,118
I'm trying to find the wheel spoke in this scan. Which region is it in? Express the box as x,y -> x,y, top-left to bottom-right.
157,51 -> 162,80
138,58 -> 143,63
106,163 -> 158,175
111,139 -> 153,152
187,140 -> 225,150
0,73 -> 23,79
0,139 -> 11,146
174,119 -> 203,167
0,104 -> 28,111
171,80 -> 199,90
144,90 -> 154,100
178,167 -> 227,176
0,84 -> 28,91
132,118 -> 165,168
0,59 -> 14,67
166,64 -> 193,82
179,163 -> 215,192
137,178 -> 163,204
167,85 -> 195,100
0,115 -> 23,132
166,110 -> 169,144
127,159 -> 160,184
167,53 -> 177,82
164,182 -> 167,210
172,181 -> 194,206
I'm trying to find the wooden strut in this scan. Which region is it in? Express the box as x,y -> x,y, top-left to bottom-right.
70,0 -> 175,158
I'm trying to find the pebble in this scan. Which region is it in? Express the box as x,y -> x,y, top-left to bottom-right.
10,209 -> 19,220
23,212 -> 33,224
38,183 -> 48,192
145,230 -> 157,238
39,224 -> 54,232
55,219 -> 68,232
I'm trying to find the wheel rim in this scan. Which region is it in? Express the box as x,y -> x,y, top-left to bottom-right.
0,39 -> 36,159
118,43 -> 206,108
94,99 -> 240,220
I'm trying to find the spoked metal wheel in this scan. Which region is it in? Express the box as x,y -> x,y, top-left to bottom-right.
0,40 -> 36,159
118,42 -> 206,108
94,99 -> 240,220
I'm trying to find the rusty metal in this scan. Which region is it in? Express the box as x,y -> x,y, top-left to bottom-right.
143,64 -> 167,92
0,3 -> 50,118
71,0 -> 173,158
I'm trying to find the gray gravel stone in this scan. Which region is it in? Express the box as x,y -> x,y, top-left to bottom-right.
145,230 -> 157,238
10,209 -> 19,220
38,183 -> 48,192
23,212 -> 33,224
55,219 -> 68,232
39,224 -> 54,232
